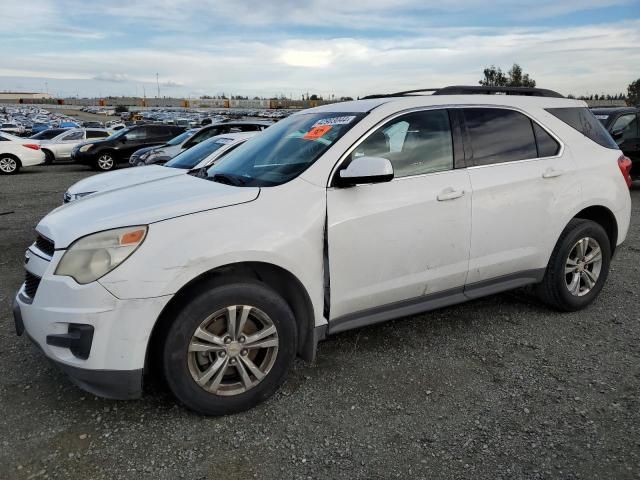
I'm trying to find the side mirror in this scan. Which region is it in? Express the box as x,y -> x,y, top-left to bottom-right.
336,156 -> 394,187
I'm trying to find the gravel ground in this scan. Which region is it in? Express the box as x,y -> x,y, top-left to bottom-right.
1,165 -> 639,480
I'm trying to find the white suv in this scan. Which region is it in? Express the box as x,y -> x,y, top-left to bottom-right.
13,86 -> 632,415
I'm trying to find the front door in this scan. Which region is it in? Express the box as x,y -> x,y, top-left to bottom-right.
327,109 -> 472,320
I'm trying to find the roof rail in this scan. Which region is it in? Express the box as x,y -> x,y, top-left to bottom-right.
434,86 -> 564,98
361,85 -> 564,100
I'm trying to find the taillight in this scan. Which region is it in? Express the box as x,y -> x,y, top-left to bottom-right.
618,155 -> 632,188
22,144 -> 41,150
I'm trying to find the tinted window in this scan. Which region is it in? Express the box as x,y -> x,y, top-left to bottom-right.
30,129 -> 66,140
532,123 -> 560,157
546,107 -> 618,149
464,108 -> 537,165
0,136 -> 8,141
351,109 -> 453,177
610,114 -> 638,144
86,130 -> 109,139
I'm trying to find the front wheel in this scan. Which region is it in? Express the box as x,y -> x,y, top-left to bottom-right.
537,219 -> 611,311
94,152 -> 116,171
43,150 -> 55,165
162,282 -> 297,416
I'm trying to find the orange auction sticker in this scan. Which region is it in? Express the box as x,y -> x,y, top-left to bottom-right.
303,125 -> 332,140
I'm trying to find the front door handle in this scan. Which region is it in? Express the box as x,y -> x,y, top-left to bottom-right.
542,168 -> 564,179
437,187 -> 465,201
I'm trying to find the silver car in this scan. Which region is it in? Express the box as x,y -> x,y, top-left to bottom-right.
38,128 -> 112,164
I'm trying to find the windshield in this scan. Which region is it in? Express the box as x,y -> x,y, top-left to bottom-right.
166,130 -> 196,146
165,136 -> 234,169
205,112 -> 364,186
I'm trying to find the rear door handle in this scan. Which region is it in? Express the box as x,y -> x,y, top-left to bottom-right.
542,168 -> 564,179
437,187 -> 465,201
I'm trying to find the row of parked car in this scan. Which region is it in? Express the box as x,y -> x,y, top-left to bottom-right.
0,119 -> 273,174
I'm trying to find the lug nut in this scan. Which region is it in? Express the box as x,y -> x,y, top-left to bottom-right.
224,336 -> 232,344
241,349 -> 248,356
229,359 -> 236,365
239,336 -> 246,343
219,351 -> 226,357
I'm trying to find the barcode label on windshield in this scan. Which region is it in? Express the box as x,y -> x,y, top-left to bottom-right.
312,116 -> 356,127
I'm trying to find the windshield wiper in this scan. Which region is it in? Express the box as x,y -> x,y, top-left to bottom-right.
209,173 -> 247,186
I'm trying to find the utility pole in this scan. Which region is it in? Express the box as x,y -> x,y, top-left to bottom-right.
156,73 -> 160,98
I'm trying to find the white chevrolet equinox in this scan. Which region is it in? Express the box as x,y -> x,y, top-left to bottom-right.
13,86 -> 633,415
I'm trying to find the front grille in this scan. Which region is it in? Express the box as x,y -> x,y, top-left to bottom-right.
24,271 -> 41,299
34,235 -> 55,257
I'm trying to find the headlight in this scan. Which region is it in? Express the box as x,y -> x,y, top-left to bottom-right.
139,151 -> 152,160
55,226 -> 147,284
79,144 -> 94,152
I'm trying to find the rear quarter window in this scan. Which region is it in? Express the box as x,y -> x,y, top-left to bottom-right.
546,107 -> 618,149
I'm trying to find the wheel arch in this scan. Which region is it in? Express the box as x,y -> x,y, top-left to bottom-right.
41,148 -> 54,163
144,261 -> 317,379
572,205 -> 618,253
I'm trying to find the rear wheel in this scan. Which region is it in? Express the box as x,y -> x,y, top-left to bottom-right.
162,282 -> 297,416
0,155 -> 20,174
537,219 -> 611,311
95,152 -> 116,171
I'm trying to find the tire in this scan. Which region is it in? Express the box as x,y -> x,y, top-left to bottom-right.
94,152 -> 116,171
0,155 -> 20,174
162,282 -> 297,416
536,219 -> 611,311
42,149 -> 55,165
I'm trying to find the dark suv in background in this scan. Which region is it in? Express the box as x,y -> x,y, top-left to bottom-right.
592,107 -> 640,180
71,124 -> 185,171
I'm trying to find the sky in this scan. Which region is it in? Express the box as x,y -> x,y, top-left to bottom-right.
1,0 -> 639,99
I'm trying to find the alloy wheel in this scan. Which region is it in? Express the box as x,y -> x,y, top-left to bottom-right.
187,305 -> 279,396
0,157 -> 18,173
564,237 -> 603,297
97,154 -> 114,170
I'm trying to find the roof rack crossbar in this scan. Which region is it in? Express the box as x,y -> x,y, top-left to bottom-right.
361,85 -> 564,100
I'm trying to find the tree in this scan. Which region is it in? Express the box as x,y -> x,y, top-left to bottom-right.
479,63 -> 536,87
628,78 -> 640,106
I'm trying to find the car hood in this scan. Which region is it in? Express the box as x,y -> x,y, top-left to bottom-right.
66,165 -> 185,196
38,174 -> 260,248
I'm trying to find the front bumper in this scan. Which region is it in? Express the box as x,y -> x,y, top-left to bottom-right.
14,245 -> 172,399
70,148 -> 98,164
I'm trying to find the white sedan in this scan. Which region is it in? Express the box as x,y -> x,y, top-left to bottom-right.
64,131 -> 257,202
0,132 -> 46,174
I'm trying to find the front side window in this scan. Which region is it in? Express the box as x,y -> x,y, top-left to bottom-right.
464,108 -> 537,166
125,128 -> 147,141
610,114 -> 638,144
205,112 -> 365,186
350,109 -> 454,177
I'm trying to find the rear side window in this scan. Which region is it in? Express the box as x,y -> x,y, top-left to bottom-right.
546,107 -> 618,149
532,123 -> 560,157
464,108 -> 537,165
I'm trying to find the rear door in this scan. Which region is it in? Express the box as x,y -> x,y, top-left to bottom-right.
461,107 -> 576,289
